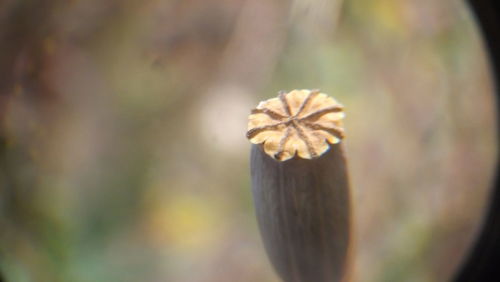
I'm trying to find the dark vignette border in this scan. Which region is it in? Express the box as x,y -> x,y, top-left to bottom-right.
0,2 -> 496,282
455,1 -> 500,281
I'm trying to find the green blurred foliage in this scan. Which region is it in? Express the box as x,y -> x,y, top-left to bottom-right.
0,0 -> 496,281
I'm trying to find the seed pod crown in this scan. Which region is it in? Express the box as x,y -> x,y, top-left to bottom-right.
247,89 -> 345,161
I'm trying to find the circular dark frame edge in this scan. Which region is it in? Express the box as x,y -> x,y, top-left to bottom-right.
455,1 -> 500,281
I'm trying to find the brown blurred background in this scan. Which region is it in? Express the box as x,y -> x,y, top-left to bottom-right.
0,0 -> 496,281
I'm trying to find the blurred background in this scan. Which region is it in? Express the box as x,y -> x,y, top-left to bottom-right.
0,0 -> 496,281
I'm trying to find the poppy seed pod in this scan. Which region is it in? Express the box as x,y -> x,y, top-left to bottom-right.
248,90 -> 352,282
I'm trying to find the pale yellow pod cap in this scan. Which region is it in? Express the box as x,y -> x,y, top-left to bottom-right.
247,89 -> 345,161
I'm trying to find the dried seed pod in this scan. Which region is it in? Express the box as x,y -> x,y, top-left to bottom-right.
247,89 -> 345,161
248,90 -> 351,282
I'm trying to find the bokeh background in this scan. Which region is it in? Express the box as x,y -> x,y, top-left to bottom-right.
0,0 -> 497,281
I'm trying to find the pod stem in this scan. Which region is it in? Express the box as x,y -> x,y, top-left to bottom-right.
251,143 -> 352,282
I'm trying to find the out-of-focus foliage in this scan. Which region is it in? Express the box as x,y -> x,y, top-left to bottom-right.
0,0 -> 496,281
